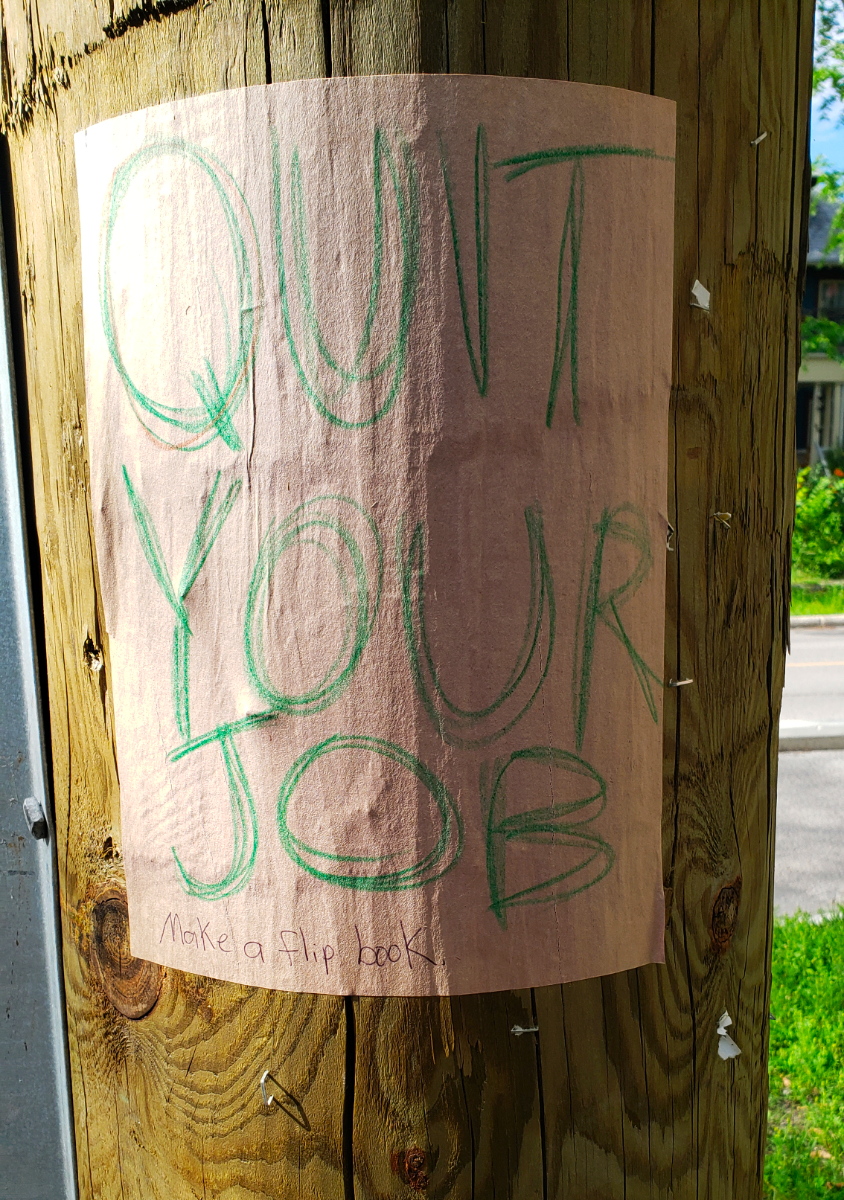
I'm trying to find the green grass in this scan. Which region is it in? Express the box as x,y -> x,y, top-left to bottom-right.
791,582 -> 844,616
766,910 -> 844,1197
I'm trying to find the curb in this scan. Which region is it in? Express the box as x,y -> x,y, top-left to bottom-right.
781,735 -> 844,751
790,613 -> 844,628
780,721 -> 844,751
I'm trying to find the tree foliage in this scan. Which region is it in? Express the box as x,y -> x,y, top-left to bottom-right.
802,2 -> 844,361
802,314 -> 844,362
814,0 -> 844,119
793,463 -> 844,579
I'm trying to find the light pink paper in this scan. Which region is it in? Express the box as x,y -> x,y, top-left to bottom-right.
76,76 -> 675,996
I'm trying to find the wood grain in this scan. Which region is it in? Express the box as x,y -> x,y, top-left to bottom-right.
0,0 -> 812,1195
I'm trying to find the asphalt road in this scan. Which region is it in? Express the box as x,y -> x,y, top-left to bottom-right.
780,626 -> 844,724
776,626 -> 844,914
776,750 -> 844,914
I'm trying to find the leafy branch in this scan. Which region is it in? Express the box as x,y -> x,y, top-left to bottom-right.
802,314 -> 844,362
814,0 -> 844,113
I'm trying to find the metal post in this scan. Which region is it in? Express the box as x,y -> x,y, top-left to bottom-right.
0,192 -> 77,1198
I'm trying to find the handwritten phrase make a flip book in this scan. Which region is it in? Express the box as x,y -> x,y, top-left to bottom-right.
76,76 -> 676,996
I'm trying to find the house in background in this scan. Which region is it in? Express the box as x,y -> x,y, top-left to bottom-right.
799,198 -> 844,465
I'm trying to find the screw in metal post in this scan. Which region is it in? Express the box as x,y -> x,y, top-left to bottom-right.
21,796 -> 48,840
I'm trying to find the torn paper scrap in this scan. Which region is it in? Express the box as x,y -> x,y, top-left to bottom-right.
717,1010 -> 741,1059
691,279 -> 711,310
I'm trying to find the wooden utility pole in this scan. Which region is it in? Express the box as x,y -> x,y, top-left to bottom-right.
0,2 -> 813,1196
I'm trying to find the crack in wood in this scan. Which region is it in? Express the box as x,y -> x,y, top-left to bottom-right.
0,0 -> 200,134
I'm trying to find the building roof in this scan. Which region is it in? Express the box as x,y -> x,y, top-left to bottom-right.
809,197 -> 844,265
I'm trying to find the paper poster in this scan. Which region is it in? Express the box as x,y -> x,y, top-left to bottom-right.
76,76 -> 675,996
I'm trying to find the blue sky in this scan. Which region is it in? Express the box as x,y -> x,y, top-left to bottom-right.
812,91 -> 844,170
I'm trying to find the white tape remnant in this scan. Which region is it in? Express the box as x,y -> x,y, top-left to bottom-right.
691,279 -> 711,311
717,1010 -> 741,1060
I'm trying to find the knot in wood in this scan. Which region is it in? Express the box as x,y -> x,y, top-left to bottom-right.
390,1147 -> 429,1191
91,885 -> 163,1019
710,877 -> 742,952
